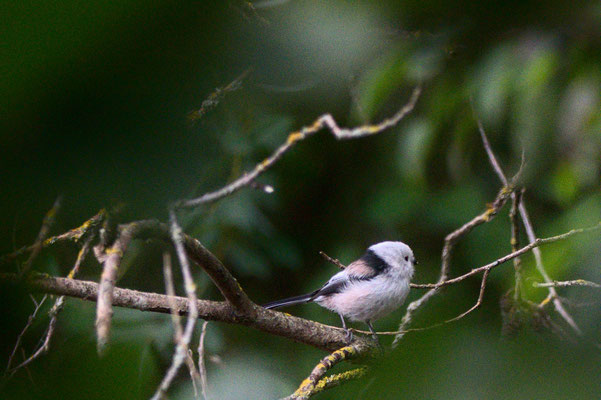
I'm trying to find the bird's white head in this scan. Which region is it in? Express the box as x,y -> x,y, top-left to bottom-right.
368,241 -> 416,276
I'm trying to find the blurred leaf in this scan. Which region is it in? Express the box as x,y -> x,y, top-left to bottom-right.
353,45 -> 409,121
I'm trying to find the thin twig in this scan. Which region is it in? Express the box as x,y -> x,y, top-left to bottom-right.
198,320 -> 210,400
177,86 -> 421,209
5,295 -> 48,374
43,209 -> 106,247
18,197 -> 62,277
410,222 -> 601,290
393,184 -> 512,346
475,115 -> 584,335
162,252 -> 202,400
187,68 -> 253,124
361,222 -> 601,337
1,209 -> 105,267
7,235 -> 95,377
520,203 -> 582,334
510,189 -> 523,300
534,280 -> 601,289
150,211 -> 201,400
319,251 -> 346,270
444,268 -> 490,323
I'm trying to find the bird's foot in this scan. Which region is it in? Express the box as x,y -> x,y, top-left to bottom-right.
345,328 -> 354,343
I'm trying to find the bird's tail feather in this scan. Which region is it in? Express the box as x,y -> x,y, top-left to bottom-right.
262,293 -> 314,309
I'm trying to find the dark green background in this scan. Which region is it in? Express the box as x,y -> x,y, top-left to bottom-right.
1,1 -> 600,399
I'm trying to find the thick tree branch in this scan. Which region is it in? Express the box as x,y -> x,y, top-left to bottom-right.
2,273 -> 374,353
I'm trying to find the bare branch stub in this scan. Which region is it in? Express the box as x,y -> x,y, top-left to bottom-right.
319,251 -> 346,270
95,226 -> 136,354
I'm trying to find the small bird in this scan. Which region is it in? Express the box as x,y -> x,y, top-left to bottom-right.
263,241 -> 416,345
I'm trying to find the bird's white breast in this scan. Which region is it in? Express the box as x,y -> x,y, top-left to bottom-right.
316,267 -> 411,322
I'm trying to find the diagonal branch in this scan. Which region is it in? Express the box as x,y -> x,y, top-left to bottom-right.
187,68 -> 253,124
198,320 -> 210,400
176,86 -> 421,209
150,212 -> 202,400
298,367 -> 367,398
93,219 -> 255,353
155,252 -> 202,400
1,209 -> 105,267
411,222 -> 601,290
18,197 -> 62,277
283,344 -> 366,400
366,222 -> 601,337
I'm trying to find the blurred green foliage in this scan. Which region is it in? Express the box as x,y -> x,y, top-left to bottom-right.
1,1 -> 600,399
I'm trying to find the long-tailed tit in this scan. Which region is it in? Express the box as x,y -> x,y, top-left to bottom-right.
263,241 -> 416,344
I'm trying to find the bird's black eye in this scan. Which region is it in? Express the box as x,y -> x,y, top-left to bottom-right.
404,256 -> 409,262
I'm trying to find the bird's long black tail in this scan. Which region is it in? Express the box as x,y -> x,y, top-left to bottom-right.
262,293 -> 315,309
